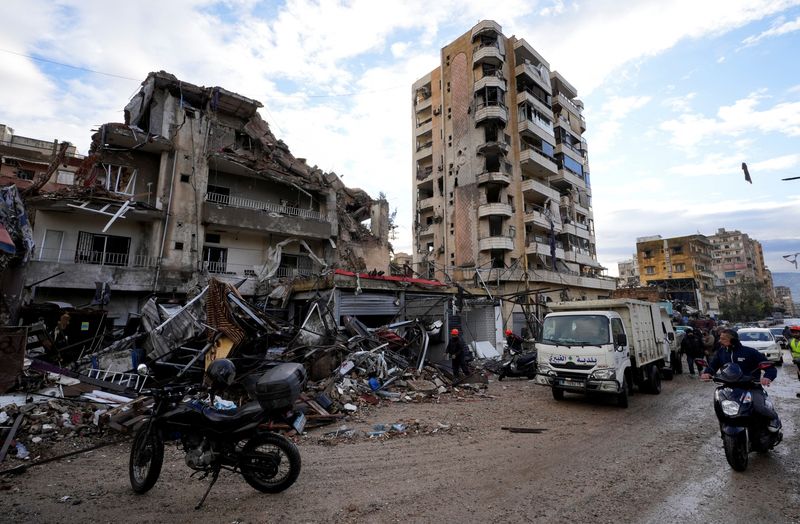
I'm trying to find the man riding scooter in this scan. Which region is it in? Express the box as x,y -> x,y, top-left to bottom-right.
700,328 -> 782,432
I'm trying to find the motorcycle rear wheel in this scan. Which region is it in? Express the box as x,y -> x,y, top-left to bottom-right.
240,432 -> 301,493
129,423 -> 164,494
722,432 -> 748,472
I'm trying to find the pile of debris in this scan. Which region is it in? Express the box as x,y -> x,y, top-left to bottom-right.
0,277 -> 496,469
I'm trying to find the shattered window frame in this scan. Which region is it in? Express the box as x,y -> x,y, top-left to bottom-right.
102,163 -> 137,196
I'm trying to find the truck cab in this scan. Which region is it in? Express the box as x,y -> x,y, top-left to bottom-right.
535,311 -> 630,406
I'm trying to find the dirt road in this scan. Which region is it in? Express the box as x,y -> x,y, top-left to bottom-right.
2,363 -> 799,523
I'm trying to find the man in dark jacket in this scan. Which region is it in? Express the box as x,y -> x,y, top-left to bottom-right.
681,329 -> 702,375
701,329 -> 781,431
447,328 -> 471,380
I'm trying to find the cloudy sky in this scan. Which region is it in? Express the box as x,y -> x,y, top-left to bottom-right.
1,0 -> 799,276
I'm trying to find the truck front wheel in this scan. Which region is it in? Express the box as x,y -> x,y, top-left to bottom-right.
617,379 -> 629,408
552,387 -> 564,400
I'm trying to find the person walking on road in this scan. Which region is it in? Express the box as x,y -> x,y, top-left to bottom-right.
681,329 -> 703,375
447,328 -> 471,381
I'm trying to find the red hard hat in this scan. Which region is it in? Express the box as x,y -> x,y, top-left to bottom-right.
505,329 -> 513,336
450,328 -> 459,335
790,325 -> 800,332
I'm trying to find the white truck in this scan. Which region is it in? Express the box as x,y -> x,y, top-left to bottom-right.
534,299 -> 676,408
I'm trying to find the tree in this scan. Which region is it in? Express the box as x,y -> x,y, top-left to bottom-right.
718,279 -> 773,322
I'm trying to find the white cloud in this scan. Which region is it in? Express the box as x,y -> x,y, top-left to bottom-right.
586,95 -> 652,154
539,0 -> 566,16
663,92 -> 697,112
742,15 -> 800,46
717,56 -> 726,63
660,90 -> 800,153
514,0 -> 800,95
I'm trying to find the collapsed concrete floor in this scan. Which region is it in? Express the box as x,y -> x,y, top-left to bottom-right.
2,370 -> 798,523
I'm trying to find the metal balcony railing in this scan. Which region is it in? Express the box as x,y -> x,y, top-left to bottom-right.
206,192 -> 323,221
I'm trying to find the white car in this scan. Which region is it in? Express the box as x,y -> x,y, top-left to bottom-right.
737,328 -> 783,363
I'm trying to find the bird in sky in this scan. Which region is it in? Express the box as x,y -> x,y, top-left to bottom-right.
783,253 -> 800,269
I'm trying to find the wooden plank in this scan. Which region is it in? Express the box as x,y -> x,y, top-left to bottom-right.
0,415 -> 23,463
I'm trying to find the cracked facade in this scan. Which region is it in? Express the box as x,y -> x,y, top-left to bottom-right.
18,71 -> 390,323
411,20 -> 616,327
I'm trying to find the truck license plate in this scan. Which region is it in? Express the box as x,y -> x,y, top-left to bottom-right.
558,378 -> 583,387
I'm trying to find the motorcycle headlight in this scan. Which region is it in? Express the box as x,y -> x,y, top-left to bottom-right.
590,368 -> 615,380
721,400 -> 739,416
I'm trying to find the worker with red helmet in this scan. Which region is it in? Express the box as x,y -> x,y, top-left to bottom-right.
446,328 -> 471,380
505,328 -> 523,353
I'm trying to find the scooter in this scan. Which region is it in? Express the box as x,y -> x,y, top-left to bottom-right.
498,346 -> 538,381
696,358 -> 782,472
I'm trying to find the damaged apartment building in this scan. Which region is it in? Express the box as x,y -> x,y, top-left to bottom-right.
21,71 -> 390,324
411,20 -> 616,331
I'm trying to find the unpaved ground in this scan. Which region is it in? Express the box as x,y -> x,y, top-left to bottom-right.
2,356 -> 799,523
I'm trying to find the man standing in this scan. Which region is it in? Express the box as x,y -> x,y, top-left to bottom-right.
702,329 -> 716,360
789,326 -> 800,398
681,328 -> 701,375
447,328 -> 471,380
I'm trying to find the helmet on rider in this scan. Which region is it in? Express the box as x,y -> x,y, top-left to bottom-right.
450,328 -> 459,336
205,358 -> 236,389
505,329 -> 513,336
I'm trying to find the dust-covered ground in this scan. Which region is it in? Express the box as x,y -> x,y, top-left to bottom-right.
2,354 -> 799,523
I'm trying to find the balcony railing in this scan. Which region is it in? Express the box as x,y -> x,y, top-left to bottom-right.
416,140 -> 433,152
36,247 -> 157,268
206,192 -> 323,221
523,115 -> 555,136
556,93 -> 582,114
517,86 -> 551,107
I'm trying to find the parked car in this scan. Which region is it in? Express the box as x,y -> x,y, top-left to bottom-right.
769,327 -> 788,349
737,328 -> 783,363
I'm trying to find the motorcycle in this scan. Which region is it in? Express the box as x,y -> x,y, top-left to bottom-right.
696,358 -> 782,472
129,362 -> 307,509
498,345 -> 538,381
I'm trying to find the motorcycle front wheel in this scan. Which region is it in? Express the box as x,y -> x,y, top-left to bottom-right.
129,423 -> 164,494
722,432 -> 748,472
240,432 -> 301,493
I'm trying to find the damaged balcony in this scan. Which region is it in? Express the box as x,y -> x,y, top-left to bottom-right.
524,203 -> 563,233
203,192 -> 330,239
525,236 -> 565,259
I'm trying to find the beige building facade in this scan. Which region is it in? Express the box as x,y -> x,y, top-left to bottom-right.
411,20 -> 614,327
636,234 -> 718,315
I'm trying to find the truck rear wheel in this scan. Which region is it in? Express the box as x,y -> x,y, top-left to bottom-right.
648,365 -> 662,394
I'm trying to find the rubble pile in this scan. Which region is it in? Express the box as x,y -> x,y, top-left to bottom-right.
0,395 -> 117,465
0,277 -> 497,470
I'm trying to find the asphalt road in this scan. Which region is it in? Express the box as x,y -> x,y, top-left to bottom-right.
2,352 -> 798,523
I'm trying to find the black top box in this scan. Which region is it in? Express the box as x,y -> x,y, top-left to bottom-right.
250,362 -> 307,412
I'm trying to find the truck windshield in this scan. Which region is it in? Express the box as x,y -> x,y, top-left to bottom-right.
541,315 -> 610,346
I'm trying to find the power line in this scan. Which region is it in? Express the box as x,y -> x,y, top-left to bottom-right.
0,48 -> 141,82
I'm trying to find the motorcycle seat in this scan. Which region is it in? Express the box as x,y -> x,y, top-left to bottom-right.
517,353 -> 537,366
201,401 -> 263,424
